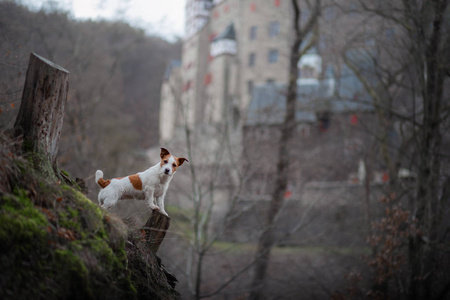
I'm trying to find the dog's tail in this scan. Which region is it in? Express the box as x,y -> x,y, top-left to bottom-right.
95,170 -> 111,189
95,170 -> 103,183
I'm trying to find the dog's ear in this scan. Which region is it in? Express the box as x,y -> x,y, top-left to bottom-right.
177,157 -> 189,166
160,148 -> 170,158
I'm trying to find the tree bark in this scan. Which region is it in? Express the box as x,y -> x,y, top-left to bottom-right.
141,210 -> 171,253
14,52 -> 70,180
410,1 -> 448,299
248,1 -> 320,298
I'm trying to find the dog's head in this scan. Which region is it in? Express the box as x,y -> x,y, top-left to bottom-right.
159,148 -> 188,176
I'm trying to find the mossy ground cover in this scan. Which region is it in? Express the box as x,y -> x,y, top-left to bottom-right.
0,140 -> 180,299
0,184 -> 134,299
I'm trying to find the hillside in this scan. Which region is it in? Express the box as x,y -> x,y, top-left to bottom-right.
0,1 -> 182,184
0,134 -> 180,299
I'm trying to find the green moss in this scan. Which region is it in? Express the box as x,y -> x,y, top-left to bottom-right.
53,249 -> 93,297
59,210 -> 81,233
0,189 -> 52,298
59,185 -> 105,236
0,151 -> 179,299
0,189 -> 48,245
0,205 -> 48,249
91,238 -> 121,268
67,205 -> 79,217
22,143 -> 58,182
0,189 -> 48,240
59,169 -> 82,190
61,185 -> 103,218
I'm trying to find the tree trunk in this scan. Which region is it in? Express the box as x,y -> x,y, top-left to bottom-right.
14,52 -> 70,180
141,210 -> 171,253
410,1 -> 448,299
248,1 -> 306,298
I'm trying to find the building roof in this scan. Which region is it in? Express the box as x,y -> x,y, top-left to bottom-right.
164,60 -> 181,80
246,83 -> 323,126
213,23 -> 236,41
246,65 -> 374,126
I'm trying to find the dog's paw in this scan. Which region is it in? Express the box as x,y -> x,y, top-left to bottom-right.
149,205 -> 159,211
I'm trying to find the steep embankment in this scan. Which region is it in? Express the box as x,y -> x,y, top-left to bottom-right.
0,137 -> 180,299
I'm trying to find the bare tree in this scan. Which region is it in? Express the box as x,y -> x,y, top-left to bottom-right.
248,1 -> 322,298
333,0 -> 450,298
162,72 -> 254,299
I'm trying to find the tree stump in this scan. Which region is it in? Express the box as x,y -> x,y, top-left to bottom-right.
141,210 -> 171,253
14,53 -> 70,180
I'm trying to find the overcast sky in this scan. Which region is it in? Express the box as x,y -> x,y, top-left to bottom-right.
22,0 -> 186,41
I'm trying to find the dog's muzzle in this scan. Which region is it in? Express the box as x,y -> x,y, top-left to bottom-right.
164,168 -> 170,175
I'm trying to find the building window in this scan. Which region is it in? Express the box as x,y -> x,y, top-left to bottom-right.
269,21 -> 280,37
350,114 -> 358,125
300,65 -> 315,78
209,32 -> 217,42
250,26 -> 257,41
183,80 -> 193,92
247,80 -> 254,95
249,52 -> 256,66
204,73 -> 212,85
268,49 -> 279,63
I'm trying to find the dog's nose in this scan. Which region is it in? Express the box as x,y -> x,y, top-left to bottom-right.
164,168 -> 170,174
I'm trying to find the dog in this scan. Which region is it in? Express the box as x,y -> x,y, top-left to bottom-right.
95,148 -> 188,216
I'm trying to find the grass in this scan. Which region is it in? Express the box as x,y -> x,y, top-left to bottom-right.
162,204 -> 371,260
162,203 -> 372,259
212,240 -> 371,257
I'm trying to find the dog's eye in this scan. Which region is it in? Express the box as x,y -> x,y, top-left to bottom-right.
164,160 -> 168,164
172,163 -> 177,168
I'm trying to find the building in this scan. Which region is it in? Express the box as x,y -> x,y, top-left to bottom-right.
160,0 -> 383,195
160,0 -> 295,144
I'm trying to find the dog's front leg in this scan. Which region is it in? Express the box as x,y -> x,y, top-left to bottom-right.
144,187 -> 159,211
156,192 -> 169,217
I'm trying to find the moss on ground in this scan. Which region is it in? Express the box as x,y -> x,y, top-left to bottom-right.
0,184 -> 135,299
0,144 -> 180,299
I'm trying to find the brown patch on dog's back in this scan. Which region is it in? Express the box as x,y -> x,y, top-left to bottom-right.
129,174 -> 143,190
98,178 -> 111,189
98,176 -> 124,189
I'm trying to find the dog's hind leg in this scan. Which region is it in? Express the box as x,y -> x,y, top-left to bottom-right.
98,190 -> 106,206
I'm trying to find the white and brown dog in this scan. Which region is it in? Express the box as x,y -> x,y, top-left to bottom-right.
95,148 -> 188,216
